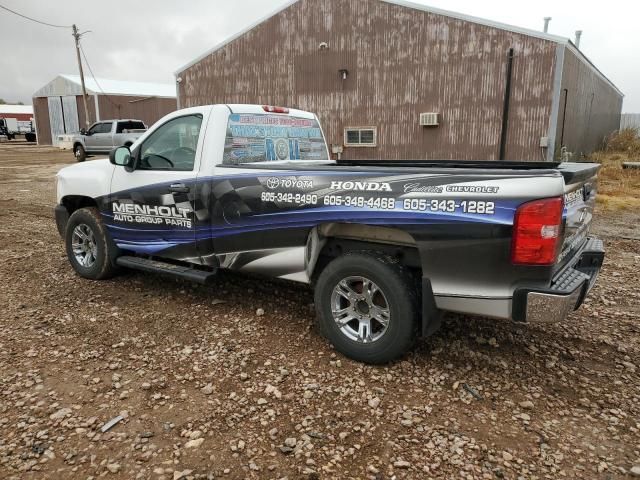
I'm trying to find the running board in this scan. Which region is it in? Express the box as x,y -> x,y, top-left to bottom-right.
116,256 -> 217,285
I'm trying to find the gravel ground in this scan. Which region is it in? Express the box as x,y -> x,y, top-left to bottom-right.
0,142 -> 639,480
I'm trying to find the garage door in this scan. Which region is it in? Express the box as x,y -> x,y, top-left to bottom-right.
48,97 -> 64,146
48,96 -> 80,146
62,96 -> 79,134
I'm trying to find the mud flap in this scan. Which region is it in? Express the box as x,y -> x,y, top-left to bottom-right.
422,278 -> 443,337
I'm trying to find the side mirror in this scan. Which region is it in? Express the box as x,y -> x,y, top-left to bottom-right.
80,128 -> 87,135
110,146 -> 133,168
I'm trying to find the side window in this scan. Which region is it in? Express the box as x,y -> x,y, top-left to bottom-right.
138,115 -> 202,172
344,127 -> 377,147
90,123 -> 111,134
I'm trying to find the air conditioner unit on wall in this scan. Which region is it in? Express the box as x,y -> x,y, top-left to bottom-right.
420,113 -> 440,127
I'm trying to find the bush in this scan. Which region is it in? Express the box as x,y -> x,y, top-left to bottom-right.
605,128 -> 640,155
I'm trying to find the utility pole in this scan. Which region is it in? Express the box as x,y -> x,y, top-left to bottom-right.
72,24 -> 91,128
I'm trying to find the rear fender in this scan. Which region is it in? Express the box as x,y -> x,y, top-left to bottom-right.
305,223 -> 418,281
305,224 -> 440,336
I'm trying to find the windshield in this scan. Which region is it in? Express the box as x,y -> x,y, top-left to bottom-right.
223,113 -> 329,165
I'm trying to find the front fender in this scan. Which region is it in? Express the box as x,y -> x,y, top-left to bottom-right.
71,136 -> 86,147
56,159 -> 115,204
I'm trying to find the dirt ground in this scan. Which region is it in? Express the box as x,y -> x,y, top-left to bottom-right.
0,141 -> 638,480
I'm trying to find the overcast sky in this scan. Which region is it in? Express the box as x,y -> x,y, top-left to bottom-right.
1,0 -> 638,111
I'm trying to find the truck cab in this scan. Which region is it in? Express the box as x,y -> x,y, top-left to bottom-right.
73,119 -> 147,162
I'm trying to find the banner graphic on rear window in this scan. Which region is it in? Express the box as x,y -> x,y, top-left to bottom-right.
223,114 -> 329,165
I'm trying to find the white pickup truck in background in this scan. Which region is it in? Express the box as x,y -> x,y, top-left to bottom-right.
70,120 -> 147,162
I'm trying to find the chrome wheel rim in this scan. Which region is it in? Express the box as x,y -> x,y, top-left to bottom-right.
71,224 -> 97,268
75,147 -> 82,159
331,276 -> 391,344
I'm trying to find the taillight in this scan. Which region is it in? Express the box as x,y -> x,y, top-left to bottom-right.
263,105 -> 290,114
511,197 -> 564,266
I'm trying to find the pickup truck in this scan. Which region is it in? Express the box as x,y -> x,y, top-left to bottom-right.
72,119 -> 147,162
54,104 -> 605,364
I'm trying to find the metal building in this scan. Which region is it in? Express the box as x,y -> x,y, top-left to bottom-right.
0,105 -> 34,122
176,0 -> 623,161
621,114 -> 640,131
32,75 -> 177,146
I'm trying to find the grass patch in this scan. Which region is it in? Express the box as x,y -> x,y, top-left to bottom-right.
589,129 -> 640,211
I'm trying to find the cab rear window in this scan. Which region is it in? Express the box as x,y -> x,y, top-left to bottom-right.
117,121 -> 146,133
223,113 -> 328,165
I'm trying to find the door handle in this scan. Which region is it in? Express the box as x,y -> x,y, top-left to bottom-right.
170,183 -> 190,194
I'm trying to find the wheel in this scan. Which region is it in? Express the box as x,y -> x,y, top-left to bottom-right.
65,207 -> 120,280
74,144 -> 87,162
314,252 -> 417,364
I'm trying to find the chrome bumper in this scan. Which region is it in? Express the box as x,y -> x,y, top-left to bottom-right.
513,237 -> 605,323
524,287 -> 585,323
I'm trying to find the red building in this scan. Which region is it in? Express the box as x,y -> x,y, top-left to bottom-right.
0,104 -> 33,122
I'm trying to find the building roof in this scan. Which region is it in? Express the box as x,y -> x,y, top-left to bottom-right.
0,105 -> 33,115
174,0 -> 622,96
33,74 -> 176,99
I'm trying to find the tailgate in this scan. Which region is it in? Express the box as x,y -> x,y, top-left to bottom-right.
556,163 -> 601,271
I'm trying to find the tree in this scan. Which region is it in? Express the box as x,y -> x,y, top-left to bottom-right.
0,99 -> 24,105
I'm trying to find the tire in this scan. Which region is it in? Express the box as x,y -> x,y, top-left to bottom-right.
314,252 -> 417,364
74,144 -> 87,162
65,207 -> 120,280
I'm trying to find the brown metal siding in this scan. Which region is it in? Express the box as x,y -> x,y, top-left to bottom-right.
179,0 -> 558,161
555,48 -> 623,157
96,95 -> 176,128
33,97 -> 51,145
77,95 -> 97,129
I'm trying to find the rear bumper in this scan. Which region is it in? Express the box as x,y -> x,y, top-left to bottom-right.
512,237 -> 605,323
54,204 -> 69,237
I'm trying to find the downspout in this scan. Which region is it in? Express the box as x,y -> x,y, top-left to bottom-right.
547,44 -> 565,162
94,94 -> 100,122
176,76 -> 182,110
560,89 -> 569,148
583,92 -> 595,153
499,48 -> 515,161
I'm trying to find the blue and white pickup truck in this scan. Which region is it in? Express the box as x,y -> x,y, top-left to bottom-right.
54,104 -> 605,364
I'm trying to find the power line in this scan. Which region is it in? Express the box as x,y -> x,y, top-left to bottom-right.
0,3 -> 71,29
79,43 -> 121,112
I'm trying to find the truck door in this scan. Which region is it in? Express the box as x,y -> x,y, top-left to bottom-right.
84,123 -> 105,151
94,122 -> 115,151
108,114 -> 204,262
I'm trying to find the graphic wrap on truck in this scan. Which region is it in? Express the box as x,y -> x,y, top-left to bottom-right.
102,171 -> 530,263
97,109 -> 580,287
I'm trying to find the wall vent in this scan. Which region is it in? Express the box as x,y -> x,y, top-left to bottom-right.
419,113 -> 440,127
